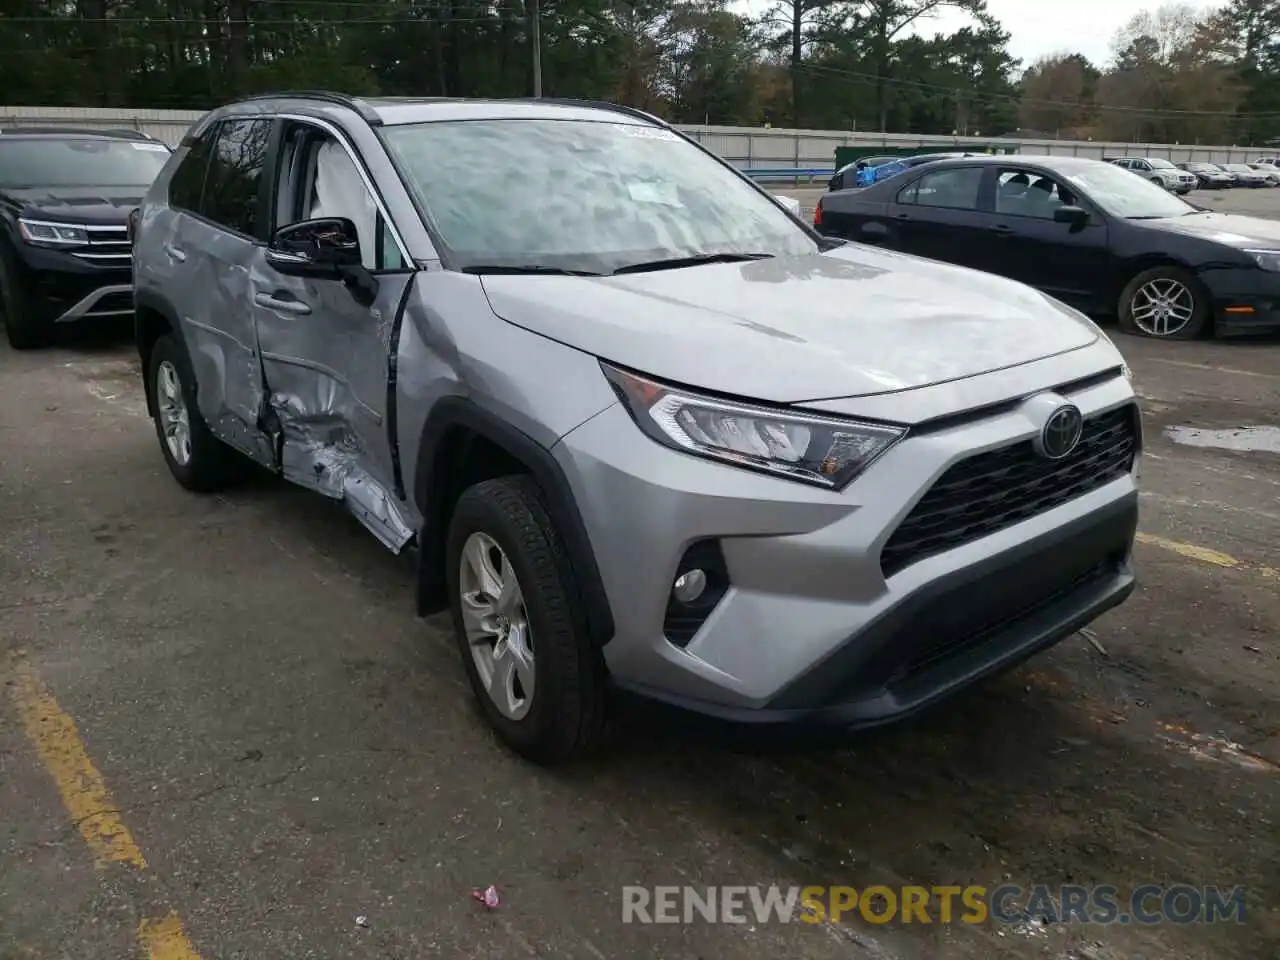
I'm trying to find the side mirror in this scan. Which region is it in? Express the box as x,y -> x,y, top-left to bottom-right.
1053,205 -> 1089,226
266,217 -> 362,279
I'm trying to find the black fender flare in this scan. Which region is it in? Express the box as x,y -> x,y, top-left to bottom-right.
133,287 -> 192,414
413,397 -> 616,648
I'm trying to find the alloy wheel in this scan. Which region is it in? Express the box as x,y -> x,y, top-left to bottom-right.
458,531 -> 535,720
1130,278 -> 1195,338
156,360 -> 192,466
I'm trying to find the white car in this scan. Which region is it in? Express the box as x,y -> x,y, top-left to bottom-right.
1248,162 -> 1280,186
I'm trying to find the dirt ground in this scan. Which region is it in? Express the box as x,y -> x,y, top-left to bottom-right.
2,222 -> 1278,958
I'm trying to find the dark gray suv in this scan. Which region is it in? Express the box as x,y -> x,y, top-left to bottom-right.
132,93 -> 1141,763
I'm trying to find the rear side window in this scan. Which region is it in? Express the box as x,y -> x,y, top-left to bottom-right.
898,167 -> 983,210
201,118 -> 273,238
168,125 -> 217,213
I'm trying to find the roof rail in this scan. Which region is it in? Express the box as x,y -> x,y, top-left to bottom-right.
508,97 -> 671,128
231,90 -> 383,125
0,125 -> 150,138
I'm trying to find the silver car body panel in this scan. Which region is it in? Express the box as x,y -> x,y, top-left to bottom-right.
135,95 -> 1140,722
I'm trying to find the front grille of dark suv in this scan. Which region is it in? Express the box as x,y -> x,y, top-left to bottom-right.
880,404 -> 1139,578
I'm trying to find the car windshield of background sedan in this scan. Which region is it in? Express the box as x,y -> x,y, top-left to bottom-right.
381,118 -> 819,274
0,138 -> 170,188
1062,163 -> 1198,219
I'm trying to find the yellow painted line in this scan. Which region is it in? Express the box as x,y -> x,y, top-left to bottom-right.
1136,532 -> 1279,579
6,653 -> 205,959
138,912 -> 203,960
9,656 -> 147,870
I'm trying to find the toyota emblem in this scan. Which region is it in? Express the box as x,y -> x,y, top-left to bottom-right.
1037,404 -> 1084,460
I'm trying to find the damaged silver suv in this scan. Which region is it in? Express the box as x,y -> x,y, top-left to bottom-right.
132,93 -> 1141,763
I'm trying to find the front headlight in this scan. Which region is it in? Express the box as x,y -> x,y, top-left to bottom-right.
18,218 -> 89,247
601,363 -> 905,489
1246,249 -> 1280,272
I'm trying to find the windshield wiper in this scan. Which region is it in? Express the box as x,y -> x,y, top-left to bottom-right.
611,252 -> 774,275
461,264 -> 603,276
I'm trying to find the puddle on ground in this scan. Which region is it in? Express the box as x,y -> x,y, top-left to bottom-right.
1163,424 -> 1280,453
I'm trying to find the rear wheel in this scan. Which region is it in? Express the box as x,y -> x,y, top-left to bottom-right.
147,334 -> 244,491
1117,266 -> 1209,340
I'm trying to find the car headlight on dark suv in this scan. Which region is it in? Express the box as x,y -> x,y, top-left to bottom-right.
18,218 -> 89,247
602,363 -> 906,489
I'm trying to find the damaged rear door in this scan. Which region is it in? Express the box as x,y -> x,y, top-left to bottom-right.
250,120 -> 417,552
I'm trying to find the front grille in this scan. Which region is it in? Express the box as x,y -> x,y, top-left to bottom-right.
71,225 -> 131,263
881,404 -> 1138,578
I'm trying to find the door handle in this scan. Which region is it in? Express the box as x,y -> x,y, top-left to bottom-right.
254,291 -> 312,315
163,243 -> 186,262
992,225 -> 1014,237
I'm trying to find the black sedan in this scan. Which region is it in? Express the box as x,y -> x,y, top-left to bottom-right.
814,155 -> 1280,339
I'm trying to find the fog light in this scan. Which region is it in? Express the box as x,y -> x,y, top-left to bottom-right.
672,569 -> 707,604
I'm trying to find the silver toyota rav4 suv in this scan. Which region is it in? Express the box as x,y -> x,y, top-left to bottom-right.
131,92 -> 1141,763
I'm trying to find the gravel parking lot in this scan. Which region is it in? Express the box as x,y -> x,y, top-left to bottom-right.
2,195 -> 1278,959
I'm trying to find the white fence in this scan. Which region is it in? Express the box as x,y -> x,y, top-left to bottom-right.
1,105 -> 1270,167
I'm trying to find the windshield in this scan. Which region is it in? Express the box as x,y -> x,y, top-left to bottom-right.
381,118 -> 817,273
1225,164 -> 1253,172
1148,158 -> 1176,169
1063,163 -> 1198,219
0,137 -> 170,188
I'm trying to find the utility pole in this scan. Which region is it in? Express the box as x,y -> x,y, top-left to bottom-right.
530,0 -> 542,97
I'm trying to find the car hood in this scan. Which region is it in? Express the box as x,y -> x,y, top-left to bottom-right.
479,246 -> 1100,404
2,186 -> 145,225
1141,211 -> 1280,247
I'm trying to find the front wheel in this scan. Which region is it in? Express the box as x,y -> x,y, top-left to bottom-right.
1117,266 -> 1210,340
445,475 -> 608,764
0,249 -> 49,350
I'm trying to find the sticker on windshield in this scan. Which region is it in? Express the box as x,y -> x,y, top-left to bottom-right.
131,142 -> 169,152
626,181 -> 681,206
618,125 -> 680,142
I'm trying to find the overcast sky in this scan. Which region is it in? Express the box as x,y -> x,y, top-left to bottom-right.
909,0 -> 1225,69
736,0 -> 1226,72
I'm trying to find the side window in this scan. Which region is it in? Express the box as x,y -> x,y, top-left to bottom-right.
911,167 -> 983,210
274,122 -> 406,271
168,124 -> 218,213
201,118 -> 273,239
1135,160 -> 1150,171
995,170 -> 1074,219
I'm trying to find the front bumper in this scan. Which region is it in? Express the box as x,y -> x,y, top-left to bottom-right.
1201,265 -> 1280,334
556,368 -> 1139,727
11,242 -> 133,325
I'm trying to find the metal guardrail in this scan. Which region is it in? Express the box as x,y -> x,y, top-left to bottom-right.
740,167 -> 833,183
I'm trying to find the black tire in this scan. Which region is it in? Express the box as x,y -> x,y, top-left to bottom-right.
147,334 -> 244,491
1117,265 -> 1210,341
0,247 -> 49,350
446,475 -> 608,764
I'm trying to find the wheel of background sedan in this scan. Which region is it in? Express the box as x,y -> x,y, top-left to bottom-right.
1117,265 -> 1210,340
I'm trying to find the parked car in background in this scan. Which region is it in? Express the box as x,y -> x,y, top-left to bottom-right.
1248,162 -> 1280,186
1222,162 -> 1270,187
855,152 -> 975,187
814,154 -> 1280,340
1104,156 -> 1196,194
828,155 -> 896,191
1176,161 -> 1234,189
132,93 -> 1140,763
0,128 -> 171,348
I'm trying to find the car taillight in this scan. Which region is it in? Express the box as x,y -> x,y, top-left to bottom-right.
813,198 -> 823,227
